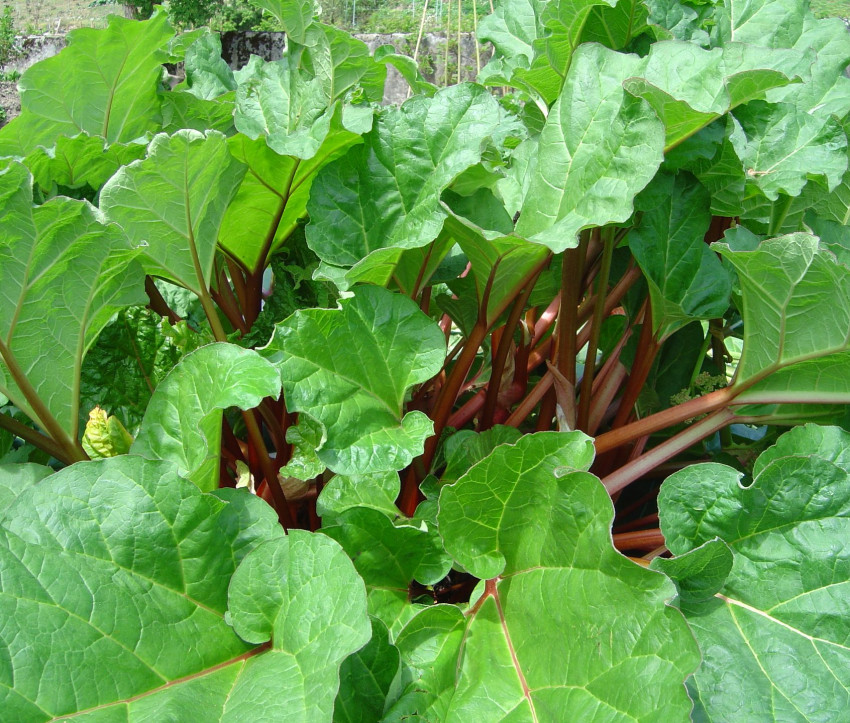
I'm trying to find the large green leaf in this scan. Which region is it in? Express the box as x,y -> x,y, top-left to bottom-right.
251,0 -> 317,44
180,32 -> 236,101
323,506 -> 452,635
477,0 -> 617,105
515,44 -> 665,251
306,83 -> 512,271
628,171 -> 731,339
0,163 -> 145,442
0,462 -> 52,514
131,343 -> 281,492
219,122 -> 362,272
658,425 -> 850,721
713,233 -> 850,404
623,40 -> 804,150
432,432 -> 699,719
260,286 -> 446,474
0,11 -> 175,156
100,130 -> 246,297
225,531 -> 371,720
441,211 -> 552,327
334,617 -> 401,723
0,455 -> 283,721
729,100 -> 848,201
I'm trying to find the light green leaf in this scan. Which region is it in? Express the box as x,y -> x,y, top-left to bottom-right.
131,343 -> 281,491
715,0 -> 808,48
225,531 -> 371,720
477,0 -> 617,105
624,40 -> 804,150
234,54 -> 334,158
580,0 -> 650,49
334,617 -> 401,723
24,134 -> 147,193
323,506 -> 452,635
300,24 -> 387,105
658,426 -> 850,721
306,83 -> 512,270
383,605 -> 467,721
181,32 -> 236,100
441,424 -> 523,485
279,414 -> 326,482
434,431 -> 699,719
259,286 -> 446,474
220,121 -> 362,272
650,538 -> 734,603
441,211 -> 551,327
0,11 -> 174,155
515,44 -> 665,251
317,470 -> 400,520
100,130 -> 246,296
160,90 -> 237,135
81,406 -> 134,459
729,101 -> 848,201
374,44 -> 437,98
628,171 -> 731,339
714,233 -> 850,404
0,163 -> 146,442
0,462 -> 52,515
251,0 -> 317,44
0,455 -> 283,722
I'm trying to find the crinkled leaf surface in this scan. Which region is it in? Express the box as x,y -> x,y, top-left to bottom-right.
714,233 -> 850,404
323,505 -> 452,635
0,11 -> 174,156
100,130 -> 246,296
131,343 -> 281,492
306,83 -> 511,270
260,286 -> 446,474
225,531 -> 371,721
515,44 -> 665,251
658,425 -> 850,721
24,134 -> 147,193
181,32 -> 236,101
628,171 -> 730,339
317,470 -> 400,520
251,0 -> 317,44
623,40 -> 803,150
0,163 -> 145,440
729,101 -> 848,201
434,432 -> 699,720
0,462 -> 52,514
0,455 -> 283,721
477,0 -> 617,105
79,307 -> 204,435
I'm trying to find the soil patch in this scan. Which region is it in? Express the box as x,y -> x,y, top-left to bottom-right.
0,82 -> 20,127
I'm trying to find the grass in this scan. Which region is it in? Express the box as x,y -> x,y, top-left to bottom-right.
810,0 -> 850,17
6,0 -> 116,33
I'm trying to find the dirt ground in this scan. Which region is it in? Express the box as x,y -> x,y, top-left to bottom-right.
0,82 -> 21,126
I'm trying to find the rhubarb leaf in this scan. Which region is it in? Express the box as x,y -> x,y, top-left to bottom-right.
515,44 -> 665,251
219,121 -> 362,272
0,11 -> 174,155
225,530 -> 371,720
714,233 -> 850,404
132,343 -> 281,492
100,130 -> 246,297
306,84 -> 511,271
0,455 -> 283,721
251,0 -> 317,44
260,286 -> 446,474
435,432 -> 699,719
628,171 -> 730,339
658,425 -> 850,721
0,163 -> 146,441
335,617 -> 401,723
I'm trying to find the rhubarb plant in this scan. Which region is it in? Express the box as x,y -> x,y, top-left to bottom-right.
0,0 -> 849,719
